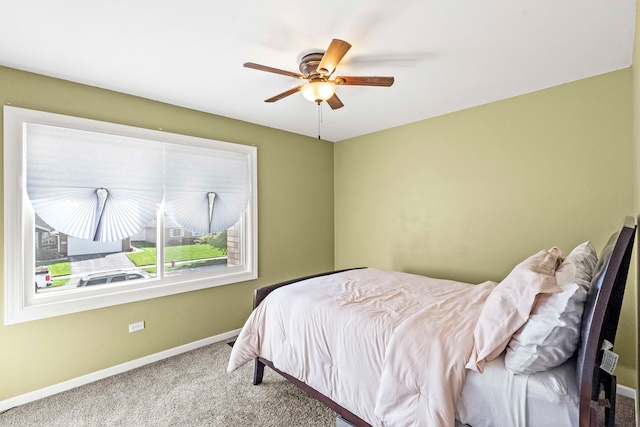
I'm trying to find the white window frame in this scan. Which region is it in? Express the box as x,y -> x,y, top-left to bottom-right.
4,106 -> 258,324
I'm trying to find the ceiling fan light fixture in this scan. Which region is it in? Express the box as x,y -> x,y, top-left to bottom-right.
301,81 -> 336,103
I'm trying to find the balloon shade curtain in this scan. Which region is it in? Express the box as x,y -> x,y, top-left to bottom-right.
164,143 -> 251,235
26,123 -> 164,242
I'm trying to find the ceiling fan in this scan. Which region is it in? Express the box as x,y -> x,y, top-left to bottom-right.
244,39 -> 394,110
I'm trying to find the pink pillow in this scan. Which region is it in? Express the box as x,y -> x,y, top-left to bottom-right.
466,247 -> 563,373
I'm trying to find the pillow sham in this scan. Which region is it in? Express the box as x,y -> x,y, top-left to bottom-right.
562,241 -> 598,290
466,247 -> 563,373
504,241 -> 597,374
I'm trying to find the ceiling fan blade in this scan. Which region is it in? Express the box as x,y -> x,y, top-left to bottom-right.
244,62 -> 305,79
326,93 -> 344,110
264,86 -> 303,103
333,76 -> 394,87
317,39 -> 352,76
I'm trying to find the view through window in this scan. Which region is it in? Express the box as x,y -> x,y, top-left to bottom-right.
34,213 -> 242,293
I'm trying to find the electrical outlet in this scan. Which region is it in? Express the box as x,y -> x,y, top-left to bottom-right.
128,321 -> 145,333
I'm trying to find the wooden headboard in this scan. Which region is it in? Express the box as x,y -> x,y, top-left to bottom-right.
576,216 -> 636,427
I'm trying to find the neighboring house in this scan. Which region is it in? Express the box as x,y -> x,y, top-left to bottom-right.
35,214 -> 132,257
36,214 -> 203,260
34,215 -> 56,251
66,236 -> 131,257
129,217 -> 201,246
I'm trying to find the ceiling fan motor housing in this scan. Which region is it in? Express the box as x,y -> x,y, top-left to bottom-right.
299,53 -> 325,79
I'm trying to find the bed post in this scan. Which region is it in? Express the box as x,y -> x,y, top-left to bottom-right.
253,358 -> 265,385
603,374 -> 616,427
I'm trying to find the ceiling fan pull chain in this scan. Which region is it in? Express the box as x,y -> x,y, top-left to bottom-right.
317,101 -> 322,139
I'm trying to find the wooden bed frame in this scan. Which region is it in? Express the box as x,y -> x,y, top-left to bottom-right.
252,217 -> 636,427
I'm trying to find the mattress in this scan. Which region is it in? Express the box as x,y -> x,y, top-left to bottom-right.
457,354 -> 578,427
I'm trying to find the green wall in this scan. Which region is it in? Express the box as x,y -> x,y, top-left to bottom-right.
335,70 -> 637,387
0,66 -> 335,400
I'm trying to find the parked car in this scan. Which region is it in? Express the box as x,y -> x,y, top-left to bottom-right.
76,269 -> 151,287
35,266 -> 53,290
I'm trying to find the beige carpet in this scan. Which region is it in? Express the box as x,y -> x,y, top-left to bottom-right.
0,341 -> 635,426
1,341 -> 336,426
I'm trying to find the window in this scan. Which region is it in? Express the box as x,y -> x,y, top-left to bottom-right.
4,106 -> 258,324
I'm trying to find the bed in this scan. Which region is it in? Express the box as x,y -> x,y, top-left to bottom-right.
228,217 -> 636,427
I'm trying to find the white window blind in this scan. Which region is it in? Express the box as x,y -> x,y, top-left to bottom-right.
26,123 -> 164,242
164,143 -> 251,235
25,124 -> 252,241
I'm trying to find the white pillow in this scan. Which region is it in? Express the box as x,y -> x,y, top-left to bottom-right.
505,241 -> 597,374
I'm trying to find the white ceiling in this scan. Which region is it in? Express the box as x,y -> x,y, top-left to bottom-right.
0,1 -> 636,142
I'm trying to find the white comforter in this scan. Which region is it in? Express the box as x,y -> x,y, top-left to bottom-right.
228,268 -> 497,427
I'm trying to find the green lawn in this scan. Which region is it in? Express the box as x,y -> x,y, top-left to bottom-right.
53,278 -> 69,287
36,244 -> 224,280
41,260 -> 71,277
126,244 -> 225,267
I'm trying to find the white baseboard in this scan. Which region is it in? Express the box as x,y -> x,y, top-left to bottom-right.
0,328 -> 241,413
617,384 -> 636,400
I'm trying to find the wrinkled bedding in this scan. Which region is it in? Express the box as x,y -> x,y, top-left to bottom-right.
228,268 -> 497,426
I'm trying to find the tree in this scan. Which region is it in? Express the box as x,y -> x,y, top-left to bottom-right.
196,230 -> 227,254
